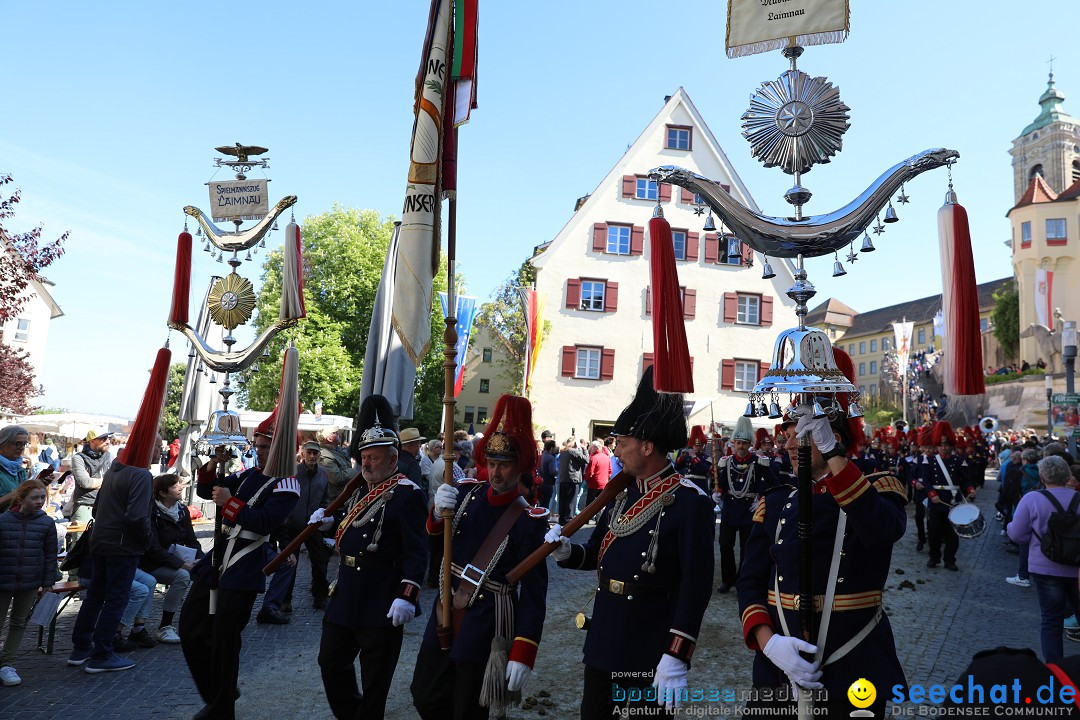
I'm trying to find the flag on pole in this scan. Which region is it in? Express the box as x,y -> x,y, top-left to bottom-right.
364,223 -> 418,419
892,321 -> 914,369
439,292 -> 478,397
1035,267 -> 1054,328
451,0 -> 478,126
516,287 -> 545,396
393,0 -> 453,365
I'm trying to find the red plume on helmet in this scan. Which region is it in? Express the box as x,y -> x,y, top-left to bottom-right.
118,347 -> 172,468
916,426 -> 933,446
754,427 -> 769,449
931,421 -> 957,447
688,425 -> 708,447
831,347 -> 865,454
475,395 -> 537,472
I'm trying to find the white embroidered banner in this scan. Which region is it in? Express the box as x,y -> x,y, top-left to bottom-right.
726,0 -> 849,58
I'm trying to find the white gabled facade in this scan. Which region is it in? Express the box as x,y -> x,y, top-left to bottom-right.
529,88 -> 798,439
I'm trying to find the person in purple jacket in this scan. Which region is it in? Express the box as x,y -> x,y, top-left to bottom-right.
1007,455 -> 1080,664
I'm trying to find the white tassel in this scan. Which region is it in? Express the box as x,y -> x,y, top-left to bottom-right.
265,346 -> 300,478
279,222 -> 305,321
478,636 -> 519,715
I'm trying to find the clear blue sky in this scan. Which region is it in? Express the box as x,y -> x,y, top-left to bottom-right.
3,2 -> 1073,417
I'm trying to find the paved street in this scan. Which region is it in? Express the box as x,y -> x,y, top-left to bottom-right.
0,471 -> 1074,719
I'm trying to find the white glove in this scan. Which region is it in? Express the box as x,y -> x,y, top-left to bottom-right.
386,598 -> 417,626
308,508 -> 332,529
652,654 -> 689,709
505,660 -> 531,692
544,524 -> 571,561
434,484 -> 459,514
794,405 -> 837,454
762,635 -> 823,689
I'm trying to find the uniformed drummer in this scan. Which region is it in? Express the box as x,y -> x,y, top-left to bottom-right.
924,421 -> 977,571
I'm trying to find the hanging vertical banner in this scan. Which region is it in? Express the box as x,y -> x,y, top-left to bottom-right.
516,287 -> 545,396
451,0 -> 479,126
439,292 -> 478,397
1035,267 -> 1054,328
393,0 -> 453,365
726,0 -> 849,58
893,321 -> 914,369
932,310 -> 945,341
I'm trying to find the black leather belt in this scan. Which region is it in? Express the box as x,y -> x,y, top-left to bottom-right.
342,554 -> 400,570
597,573 -> 675,600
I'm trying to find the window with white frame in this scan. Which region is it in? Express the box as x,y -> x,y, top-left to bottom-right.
1047,218 -> 1068,243
635,178 -> 658,200
13,319 -> 29,342
576,347 -> 601,379
580,280 -> 605,311
737,295 -> 760,325
464,406 -> 475,424
671,231 -> 687,260
734,361 -> 758,392
666,126 -> 691,150
1021,221 -> 1032,246
606,225 -> 631,255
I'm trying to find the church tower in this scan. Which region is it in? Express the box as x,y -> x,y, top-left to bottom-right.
1008,73 -> 1080,203
1009,74 -> 1080,366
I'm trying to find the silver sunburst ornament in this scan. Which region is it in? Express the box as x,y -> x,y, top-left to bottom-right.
741,69 -> 850,175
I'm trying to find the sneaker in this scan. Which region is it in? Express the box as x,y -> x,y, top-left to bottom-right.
157,625 -> 181,644
67,647 -> 92,667
84,654 -> 136,674
0,666 -> 21,686
130,627 -> 157,648
1066,616 -> 1079,630
111,632 -> 138,653
1006,575 -> 1031,588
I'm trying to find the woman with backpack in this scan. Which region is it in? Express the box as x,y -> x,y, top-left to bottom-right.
1008,455 -> 1080,664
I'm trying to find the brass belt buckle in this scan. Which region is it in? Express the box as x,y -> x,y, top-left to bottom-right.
608,579 -> 625,595
344,555 -> 356,568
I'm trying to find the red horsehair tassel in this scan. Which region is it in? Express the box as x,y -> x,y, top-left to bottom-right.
119,347 -> 172,468
279,222 -> 306,321
937,186 -> 984,396
169,231 -> 192,326
649,215 -> 694,393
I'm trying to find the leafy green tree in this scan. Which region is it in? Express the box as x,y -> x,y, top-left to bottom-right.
159,363 -> 187,441
236,206 -> 450,435
473,259 -> 548,394
991,280 -> 1020,360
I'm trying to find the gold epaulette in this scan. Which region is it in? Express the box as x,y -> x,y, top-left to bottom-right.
866,471 -> 908,504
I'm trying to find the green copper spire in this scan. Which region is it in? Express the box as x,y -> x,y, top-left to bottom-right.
1021,73 -> 1078,136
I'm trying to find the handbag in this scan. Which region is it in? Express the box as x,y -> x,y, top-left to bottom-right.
60,519 -> 93,572
29,591 -> 62,629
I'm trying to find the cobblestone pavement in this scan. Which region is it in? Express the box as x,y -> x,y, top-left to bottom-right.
0,471 -> 1073,719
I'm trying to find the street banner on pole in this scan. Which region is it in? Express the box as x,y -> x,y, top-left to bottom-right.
893,321 -> 914,369
1035,267 -> 1054,328
516,287 -> 545,396
439,292 -> 478,397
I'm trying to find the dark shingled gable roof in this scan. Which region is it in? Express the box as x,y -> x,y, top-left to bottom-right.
839,277 -> 1011,339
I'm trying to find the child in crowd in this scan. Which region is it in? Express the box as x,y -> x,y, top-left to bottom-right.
0,480 -> 58,686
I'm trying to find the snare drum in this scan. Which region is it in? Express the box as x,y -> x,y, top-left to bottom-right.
948,503 -> 985,539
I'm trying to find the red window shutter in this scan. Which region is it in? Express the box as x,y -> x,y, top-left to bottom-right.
680,188 -> 695,204
622,175 -> 636,198
723,292 -> 738,323
683,288 -> 697,320
645,287 -> 652,315
631,226 -> 645,255
605,281 -> 619,312
642,352 -> 654,373
592,223 -> 608,252
740,243 -> 753,266
761,295 -> 774,326
721,359 -> 736,390
686,232 -> 699,261
600,348 -> 616,380
659,183 -> 672,203
561,346 -> 576,377
704,233 -> 718,263
759,361 -> 771,380
566,278 -> 581,309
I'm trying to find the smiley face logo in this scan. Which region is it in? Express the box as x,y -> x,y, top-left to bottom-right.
847,678 -> 876,709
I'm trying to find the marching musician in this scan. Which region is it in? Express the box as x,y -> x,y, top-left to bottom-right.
547,367 -> 715,717
736,348 -> 907,718
924,421 -> 977,571
180,413 -> 300,720
315,395 -> 428,720
410,394 -> 548,720
675,425 -> 712,495
713,415 -> 778,594
911,427 -> 934,553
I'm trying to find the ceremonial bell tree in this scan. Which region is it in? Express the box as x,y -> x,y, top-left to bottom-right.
0,173 -> 67,414
239,206 -> 450,434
